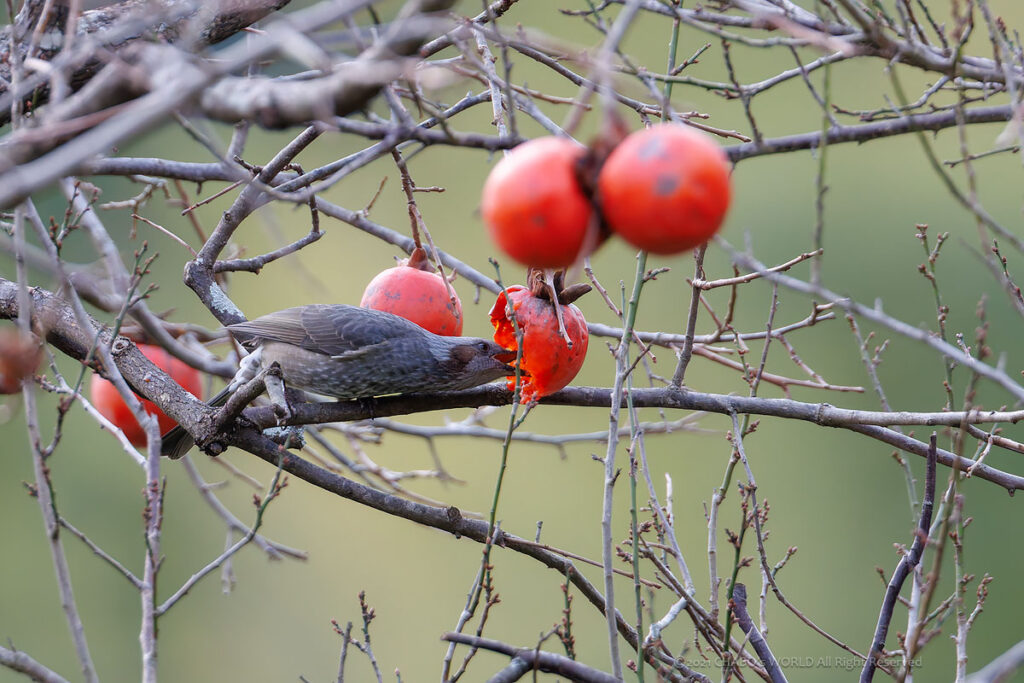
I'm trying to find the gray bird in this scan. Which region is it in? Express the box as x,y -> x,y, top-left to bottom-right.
161,304 -> 516,458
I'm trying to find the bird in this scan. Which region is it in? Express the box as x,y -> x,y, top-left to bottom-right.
161,304 -> 516,459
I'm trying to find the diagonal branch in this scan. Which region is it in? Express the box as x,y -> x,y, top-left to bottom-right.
0,645 -> 72,683
730,584 -> 786,683
0,0 -> 294,125
860,434 -> 938,682
0,0 -> 457,209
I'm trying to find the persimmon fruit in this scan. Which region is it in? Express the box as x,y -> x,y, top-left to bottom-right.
597,123 -> 731,255
90,343 -> 203,445
360,248 -> 463,336
490,284 -> 588,403
481,137 -> 593,268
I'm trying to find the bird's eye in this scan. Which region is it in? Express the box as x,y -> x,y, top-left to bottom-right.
476,340 -> 488,351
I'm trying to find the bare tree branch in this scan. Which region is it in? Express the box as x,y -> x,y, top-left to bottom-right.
441,633 -> 621,683
2,276 -> 1022,492
730,584 -> 786,683
0,0 -> 294,125
861,435 -> 938,681
0,645 -> 72,683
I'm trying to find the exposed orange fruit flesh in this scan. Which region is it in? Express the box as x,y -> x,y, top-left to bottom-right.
490,286 -> 588,403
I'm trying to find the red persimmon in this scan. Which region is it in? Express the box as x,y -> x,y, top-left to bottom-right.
490,285 -> 588,403
360,248 -> 463,336
481,137 -> 593,268
90,344 -> 203,445
598,123 -> 731,255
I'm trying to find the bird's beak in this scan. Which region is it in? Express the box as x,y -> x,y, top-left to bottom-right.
493,349 -> 517,363
492,348 -> 527,376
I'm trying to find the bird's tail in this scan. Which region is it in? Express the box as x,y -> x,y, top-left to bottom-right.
160,386 -> 232,459
161,347 -> 264,459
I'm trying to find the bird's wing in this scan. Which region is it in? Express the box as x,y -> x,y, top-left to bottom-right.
329,341 -> 391,361
228,307 -> 312,348
228,305 -> 420,357
300,305 -> 415,355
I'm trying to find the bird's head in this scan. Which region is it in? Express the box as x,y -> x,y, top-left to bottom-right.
438,337 -> 518,391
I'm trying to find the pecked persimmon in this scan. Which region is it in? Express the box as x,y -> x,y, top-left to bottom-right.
481,137 -> 593,268
490,280 -> 589,403
90,343 -> 203,445
598,123 -> 731,255
360,248 -> 463,336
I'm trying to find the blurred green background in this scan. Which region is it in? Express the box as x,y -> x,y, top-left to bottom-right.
2,1 -> 1024,681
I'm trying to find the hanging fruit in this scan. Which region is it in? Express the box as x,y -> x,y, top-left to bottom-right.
360,247 -> 463,336
481,137 -> 594,268
598,123 -> 731,255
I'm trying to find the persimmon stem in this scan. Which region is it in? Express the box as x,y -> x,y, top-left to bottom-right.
542,268 -> 574,348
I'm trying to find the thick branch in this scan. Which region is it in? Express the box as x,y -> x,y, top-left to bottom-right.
2,277 -> 1021,492
0,0 -> 458,209
238,388 -> 1024,492
0,0 -> 293,125
0,277 -> 209,433
74,103 -> 1015,190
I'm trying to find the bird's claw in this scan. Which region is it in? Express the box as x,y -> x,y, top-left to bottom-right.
357,395 -> 378,419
